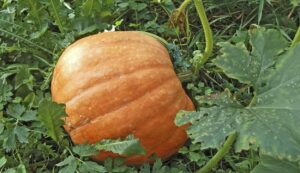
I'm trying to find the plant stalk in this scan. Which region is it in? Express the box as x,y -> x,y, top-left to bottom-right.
196,133 -> 237,173
178,70 -> 194,82
193,0 -> 213,74
291,27 -> 300,47
177,0 -> 192,16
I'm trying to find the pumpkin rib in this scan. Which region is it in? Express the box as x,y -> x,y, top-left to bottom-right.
65,78 -> 178,133
93,101 -> 191,165
125,96 -> 194,164
137,94 -> 193,156
72,32 -> 167,55
62,66 -> 176,124
124,126 -> 187,164
53,64 -> 174,103
88,41 -> 169,58
132,91 -> 187,151
69,79 -> 183,145
62,65 -> 174,104
64,73 -> 177,132
67,76 -> 180,136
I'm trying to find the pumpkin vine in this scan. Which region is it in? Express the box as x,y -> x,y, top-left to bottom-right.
192,0 -> 213,75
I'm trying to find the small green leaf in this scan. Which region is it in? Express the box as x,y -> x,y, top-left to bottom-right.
16,164 -> 26,173
3,128 -> 16,151
58,161 -> 77,173
43,0 -> 68,33
14,126 -> 29,143
0,81 -> 13,107
30,23 -> 48,39
78,161 -> 106,173
6,104 -> 25,119
0,123 -> 4,134
18,0 -> 47,27
80,0 -> 114,18
95,135 -> 146,156
19,110 -> 37,121
72,144 -> 98,157
38,99 -> 66,143
14,65 -> 33,91
152,159 -> 168,173
252,155 -> 300,173
290,0 -> 299,6
3,168 -> 16,173
0,156 -> 7,168
56,156 -> 76,167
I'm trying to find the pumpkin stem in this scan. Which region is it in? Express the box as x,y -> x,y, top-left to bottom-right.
291,27 -> 300,47
192,0 -> 213,75
196,133 -> 237,173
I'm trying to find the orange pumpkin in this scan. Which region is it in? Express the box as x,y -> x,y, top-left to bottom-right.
51,31 -> 194,164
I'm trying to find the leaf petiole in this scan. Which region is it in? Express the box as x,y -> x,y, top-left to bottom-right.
177,0 -> 192,16
193,0 -> 213,75
196,133 -> 237,173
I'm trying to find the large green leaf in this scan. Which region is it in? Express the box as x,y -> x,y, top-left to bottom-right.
213,28 -> 288,88
176,28 -> 300,162
251,155 -> 300,173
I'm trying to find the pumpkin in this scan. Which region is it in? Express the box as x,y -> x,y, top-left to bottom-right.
51,31 -> 195,164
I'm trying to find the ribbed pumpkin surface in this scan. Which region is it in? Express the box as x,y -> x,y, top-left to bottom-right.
51,31 -> 194,164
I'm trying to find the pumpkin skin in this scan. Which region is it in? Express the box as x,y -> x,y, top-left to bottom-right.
51,31 -> 195,165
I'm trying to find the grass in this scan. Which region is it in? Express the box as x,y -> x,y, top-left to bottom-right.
0,0 -> 299,172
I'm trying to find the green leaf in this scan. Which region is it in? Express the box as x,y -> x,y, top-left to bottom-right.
252,155 -> 300,173
290,0 -> 299,6
0,123 -> 4,134
176,91 -> 239,149
16,164 -> 26,173
18,0 -> 48,27
14,65 -> 33,91
72,144 -> 99,157
152,159 -> 168,173
213,28 -> 288,88
3,128 -> 16,151
19,110 -> 37,121
0,156 -> 7,168
38,99 -> 66,143
58,161 -> 77,173
14,126 -> 29,143
6,104 -> 26,119
43,0 -> 68,33
30,22 -> 48,39
78,161 -> 106,173
176,29 -> 300,162
56,156 -> 76,167
81,0 -> 114,18
95,135 -> 146,156
3,169 -> 16,173
0,81 -> 13,108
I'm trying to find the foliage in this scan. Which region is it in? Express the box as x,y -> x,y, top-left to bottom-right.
176,28 -> 300,172
0,0 -> 299,172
